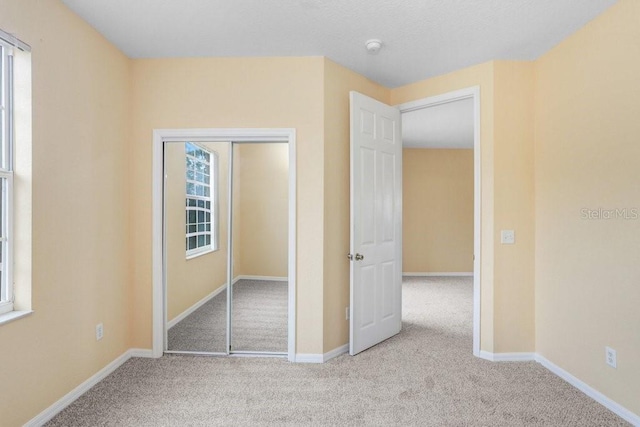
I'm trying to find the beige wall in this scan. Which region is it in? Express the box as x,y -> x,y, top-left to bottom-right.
535,0 -> 640,415
402,149 -> 474,273
130,57 -> 326,354
0,1 -> 132,425
165,142 -> 229,322
493,61 -> 535,353
233,143 -> 288,278
322,58 -> 389,352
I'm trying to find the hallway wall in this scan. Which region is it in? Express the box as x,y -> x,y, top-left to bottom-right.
402,148 -> 474,274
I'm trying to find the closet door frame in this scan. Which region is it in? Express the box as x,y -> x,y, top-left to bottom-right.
152,128 -> 297,361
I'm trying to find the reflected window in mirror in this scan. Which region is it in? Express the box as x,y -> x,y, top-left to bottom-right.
185,143 -> 217,258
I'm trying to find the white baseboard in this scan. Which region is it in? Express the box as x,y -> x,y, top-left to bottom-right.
403,272 -> 473,277
295,344 -> 349,363
25,349 -> 136,427
535,354 -> 640,426
129,348 -> 155,358
167,284 -> 227,329
479,351 -> 536,362
322,344 -> 349,362
235,275 -> 288,282
293,353 -> 323,363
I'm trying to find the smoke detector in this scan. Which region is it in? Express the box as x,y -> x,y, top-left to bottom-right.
365,39 -> 383,54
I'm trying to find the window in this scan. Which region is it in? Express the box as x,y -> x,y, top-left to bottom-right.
0,29 -> 30,323
185,143 -> 217,257
0,36 -> 15,315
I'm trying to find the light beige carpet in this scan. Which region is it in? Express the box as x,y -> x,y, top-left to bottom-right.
46,276 -> 628,426
168,279 -> 288,353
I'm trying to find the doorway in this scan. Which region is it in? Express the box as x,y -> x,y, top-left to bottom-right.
398,87 -> 481,357
151,129 -> 297,361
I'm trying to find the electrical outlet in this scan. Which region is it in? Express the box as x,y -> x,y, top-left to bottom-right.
605,346 -> 617,368
96,323 -> 104,341
501,230 -> 515,244
345,307 -> 350,320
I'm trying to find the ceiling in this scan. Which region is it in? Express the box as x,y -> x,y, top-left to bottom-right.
59,0 -> 615,149
60,0 -> 617,88
402,99 -> 473,149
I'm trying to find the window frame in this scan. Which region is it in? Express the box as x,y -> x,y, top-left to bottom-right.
185,143 -> 218,259
0,37 -> 15,315
0,29 -> 31,324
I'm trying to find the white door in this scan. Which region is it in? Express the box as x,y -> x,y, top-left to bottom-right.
349,91 -> 402,356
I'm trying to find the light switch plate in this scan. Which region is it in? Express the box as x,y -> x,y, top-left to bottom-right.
501,230 -> 515,244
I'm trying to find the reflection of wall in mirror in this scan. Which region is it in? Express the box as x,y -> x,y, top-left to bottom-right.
233,143 -> 289,278
166,142 -> 230,322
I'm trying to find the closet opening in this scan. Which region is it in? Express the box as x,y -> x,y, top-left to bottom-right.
151,129 -> 296,361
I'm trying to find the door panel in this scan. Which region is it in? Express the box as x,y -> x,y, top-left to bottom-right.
359,264 -> 376,328
381,152 -> 395,242
381,261 -> 395,319
359,147 -> 376,245
350,91 -> 402,356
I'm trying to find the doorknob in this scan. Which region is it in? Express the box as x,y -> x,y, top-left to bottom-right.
348,253 -> 364,261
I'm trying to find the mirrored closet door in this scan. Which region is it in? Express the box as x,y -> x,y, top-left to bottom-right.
230,143 -> 289,354
165,141 -> 229,354
163,140 -> 289,356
